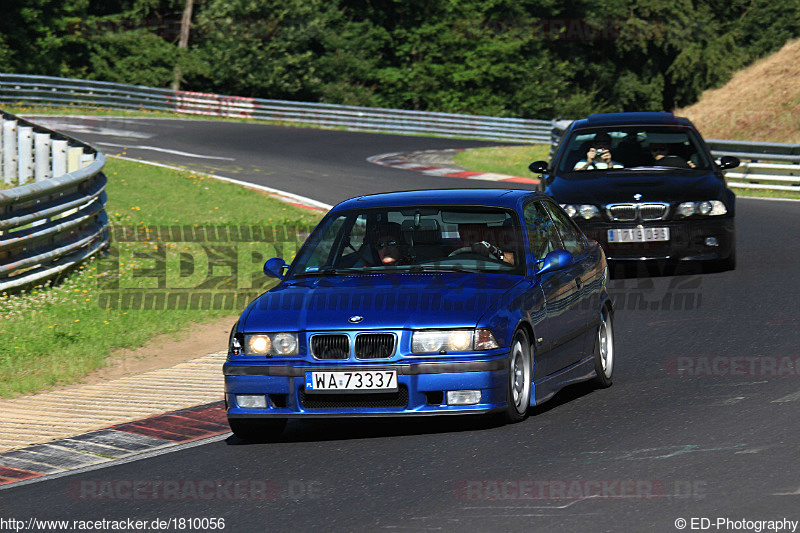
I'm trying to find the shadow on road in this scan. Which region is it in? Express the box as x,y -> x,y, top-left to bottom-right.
609,260 -> 706,279
224,382 -> 602,445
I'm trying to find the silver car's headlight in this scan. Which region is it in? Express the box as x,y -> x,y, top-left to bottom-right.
578,205 -> 600,219
677,201 -> 727,217
561,204 -> 600,219
243,333 -> 299,356
412,329 -> 499,353
560,204 -> 578,218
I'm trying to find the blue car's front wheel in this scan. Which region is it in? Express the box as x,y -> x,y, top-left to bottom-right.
503,329 -> 532,423
592,307 -> 614,388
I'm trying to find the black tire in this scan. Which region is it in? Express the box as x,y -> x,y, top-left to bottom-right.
228,418 -> 287,442
592,307 -> 614,388
503,329 -> 532,423
704,246 -> 736,273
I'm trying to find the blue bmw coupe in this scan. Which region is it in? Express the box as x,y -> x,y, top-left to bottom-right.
223,189 -> 614,440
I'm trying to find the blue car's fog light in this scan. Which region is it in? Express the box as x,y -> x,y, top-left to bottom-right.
237,394 -> 268,409
447,390 -> 482,405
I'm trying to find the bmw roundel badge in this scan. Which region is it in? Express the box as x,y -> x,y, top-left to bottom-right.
348,316 -> 364,323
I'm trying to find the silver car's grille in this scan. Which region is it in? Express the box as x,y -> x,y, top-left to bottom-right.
639,203 -> 669,220
311,334 -> 349,359
607,204 -> 637,221
355,333 -> 396,359
606,203 -> 669,221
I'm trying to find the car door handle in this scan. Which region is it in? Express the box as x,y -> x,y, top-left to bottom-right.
575,277 -> 582,289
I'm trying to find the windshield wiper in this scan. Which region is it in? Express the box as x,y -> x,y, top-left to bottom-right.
407,265 -> 485,273
623,165 -> 700,171
622,166 -> 673,171
294,267 -> 365,277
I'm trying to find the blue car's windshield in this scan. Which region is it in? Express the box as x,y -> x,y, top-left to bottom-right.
287,205 -> 525,278
558,126 -> 712,175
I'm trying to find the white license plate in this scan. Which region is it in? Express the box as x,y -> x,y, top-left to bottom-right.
305,370 -> 398,393
608,227 -> 670,243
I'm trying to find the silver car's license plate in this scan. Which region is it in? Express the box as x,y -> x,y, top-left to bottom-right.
305,371 -> 398,393
608,227 -> 670,243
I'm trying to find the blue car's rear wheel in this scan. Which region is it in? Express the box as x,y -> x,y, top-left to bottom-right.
503,329 -> 532,423
228,418 -> 287,442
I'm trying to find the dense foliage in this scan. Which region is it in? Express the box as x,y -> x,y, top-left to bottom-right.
1,0 -> 798,117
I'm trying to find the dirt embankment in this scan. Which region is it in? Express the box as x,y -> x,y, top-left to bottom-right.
676,38 -> 800,143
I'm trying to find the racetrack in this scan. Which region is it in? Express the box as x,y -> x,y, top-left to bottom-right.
3,117 -> 799,531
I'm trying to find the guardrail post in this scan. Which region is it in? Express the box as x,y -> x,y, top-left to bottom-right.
3,119 -> 18,187
34,133 -> 52,182
67,146 -> 83,173
52,139 -> 68,177
80,153 -> 95,168
18,126 -> 33,184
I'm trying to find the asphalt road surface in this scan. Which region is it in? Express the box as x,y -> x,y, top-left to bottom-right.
2,117 -> 799,532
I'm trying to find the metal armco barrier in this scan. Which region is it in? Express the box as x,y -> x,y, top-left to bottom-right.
0,110 -> 108,292
0,74 -> 552,143
550,121 -> 800,192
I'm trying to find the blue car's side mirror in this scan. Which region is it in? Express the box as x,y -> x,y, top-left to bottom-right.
264,257 -> 288,279
534,250 -> 573,276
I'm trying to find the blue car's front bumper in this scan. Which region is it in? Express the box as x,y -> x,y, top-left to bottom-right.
223,353 -> 510,418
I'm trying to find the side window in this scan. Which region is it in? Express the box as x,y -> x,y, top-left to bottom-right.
543,202 -> 587,256
304,216 -> 350,269
523,201 -> 563,260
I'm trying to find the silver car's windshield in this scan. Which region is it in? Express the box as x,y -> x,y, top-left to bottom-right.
558,126 -> 712,175
287,205 -> 525,278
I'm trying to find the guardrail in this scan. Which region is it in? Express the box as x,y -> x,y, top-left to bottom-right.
0,110 -> 108,292
2,74 -> 797,192
549,121 -> 800,192
0,74 -> 553,144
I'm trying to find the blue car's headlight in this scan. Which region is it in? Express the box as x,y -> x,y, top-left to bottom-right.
243,333 -> 299,356
412,329 -> 499,353
676,201 -> 727,217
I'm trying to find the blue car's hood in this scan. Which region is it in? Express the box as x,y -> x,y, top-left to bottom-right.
549,170 -> 726,204
242,272 -> 523,332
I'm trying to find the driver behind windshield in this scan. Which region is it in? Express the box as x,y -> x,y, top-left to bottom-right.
369,222 -> 410,266
574,132 -> 624,170
649,142 -> 696,168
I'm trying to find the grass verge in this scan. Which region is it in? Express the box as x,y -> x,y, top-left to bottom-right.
452,144 -> 549,177
729,187 -> 800,200
0,158 -> 323,397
